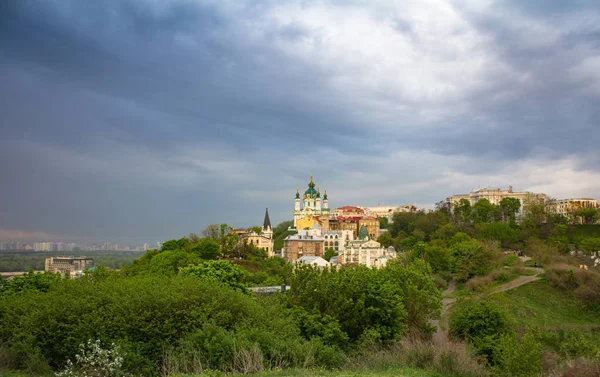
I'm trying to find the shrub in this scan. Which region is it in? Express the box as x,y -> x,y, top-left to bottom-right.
449,300 -> 511,361
0,275 -> 315,376
466,275 -> 493,292
492,331 -> 542,377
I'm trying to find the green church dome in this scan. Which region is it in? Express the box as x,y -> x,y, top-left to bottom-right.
304,175 -> 318,197
358,225 -> 369,240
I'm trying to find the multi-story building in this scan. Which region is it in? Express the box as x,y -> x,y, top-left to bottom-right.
339,226 -> 397,267
446,186 -> 547,218
361,205 -> 419,221
45,256 -> 95,278
329,213 -> 380,240
283,229 -> 324,263
322,230 -> 354,253
546,198 -> 598,223
236,208 -> 275,256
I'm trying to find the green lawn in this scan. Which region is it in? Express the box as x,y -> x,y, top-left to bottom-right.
488,277 -> 599,329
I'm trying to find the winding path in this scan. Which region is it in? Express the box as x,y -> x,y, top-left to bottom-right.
433,264 -> 544,335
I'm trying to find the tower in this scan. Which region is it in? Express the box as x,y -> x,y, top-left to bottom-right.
295,187 -> 301,211
262,207 -> 274,256
316,187 -> 322,210
293,174 -> 331,227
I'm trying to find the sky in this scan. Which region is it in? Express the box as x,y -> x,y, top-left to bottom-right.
1,0 -> 599,245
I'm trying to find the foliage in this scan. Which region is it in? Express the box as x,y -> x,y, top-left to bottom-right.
0,270 -> 62,296
288,265 -> 408,344
471,199 -> 499,224
451,240 -> 500,282
190,238 -> 220,260
449,300 -> 511,362
573,208 -> 598,225
492,331 -> 542,377
180,260 -> 248,294
376,231 -> 394,248
0,275 -> 326,375
323,248 -> 337,262
499,197 -> 521,222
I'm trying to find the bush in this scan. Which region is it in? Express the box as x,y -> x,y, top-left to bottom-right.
449,300 -> 511,361
0,275 -> 317,376
492,331 -> 542,377
466,275 -> 493,292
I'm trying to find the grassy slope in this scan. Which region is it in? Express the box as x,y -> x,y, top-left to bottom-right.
488,277 -> 599,329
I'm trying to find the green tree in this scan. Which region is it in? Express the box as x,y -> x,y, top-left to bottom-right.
377,231 -> 394,248
523,194 -> 546,226
423,244 -> 452,273
289,265 -> 408,343
580,237 -> 600,252
191,238 -> 220,260
573,208 -> 598,224
323,248 -> 338,261
453,199 -> 472,225
382,259 -> 442,335
451,240 -> 499,282
378,216 -> 389,230
180,260 -> 248,294
471,199 -> 499,224
499,197 -> 521,222
161,239 -> 181,252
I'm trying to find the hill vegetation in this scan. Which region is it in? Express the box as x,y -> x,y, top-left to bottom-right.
1,202 -> 599,377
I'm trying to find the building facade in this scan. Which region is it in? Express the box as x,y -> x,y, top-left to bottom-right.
283,228 -> 324,263
45,256 -> 95,278
236,208 -> 275,256
339,226 -> 396,267
546,198 -> 599,223
447,186 -> 547,217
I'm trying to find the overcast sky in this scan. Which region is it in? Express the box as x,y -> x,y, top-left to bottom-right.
1,0 -> 599,245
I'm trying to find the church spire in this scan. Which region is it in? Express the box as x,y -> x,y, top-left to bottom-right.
263,207 -> 272,230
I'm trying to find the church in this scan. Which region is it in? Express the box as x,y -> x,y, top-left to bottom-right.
235,208 -> 274,256
293,175 -> 331,229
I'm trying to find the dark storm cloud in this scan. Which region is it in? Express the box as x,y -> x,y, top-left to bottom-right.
1,0 -> 599,243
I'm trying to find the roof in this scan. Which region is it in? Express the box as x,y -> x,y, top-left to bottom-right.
263,207 -> 272,229
336,206 -> 364,212
295,256 -> 330,265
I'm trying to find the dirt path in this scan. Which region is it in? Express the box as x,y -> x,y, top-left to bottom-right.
433,265 -> 544,336
488,267 -> 543,295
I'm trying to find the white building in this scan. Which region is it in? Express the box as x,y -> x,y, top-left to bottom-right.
446,186 -> 547,218
339,226 -> 397,267
293,256 -> 330,268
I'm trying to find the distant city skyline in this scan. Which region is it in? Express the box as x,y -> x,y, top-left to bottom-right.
1,1 -> 599,244
0,240 -> 153,252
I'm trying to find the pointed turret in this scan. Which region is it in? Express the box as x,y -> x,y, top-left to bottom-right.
263,207 -> 272,231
